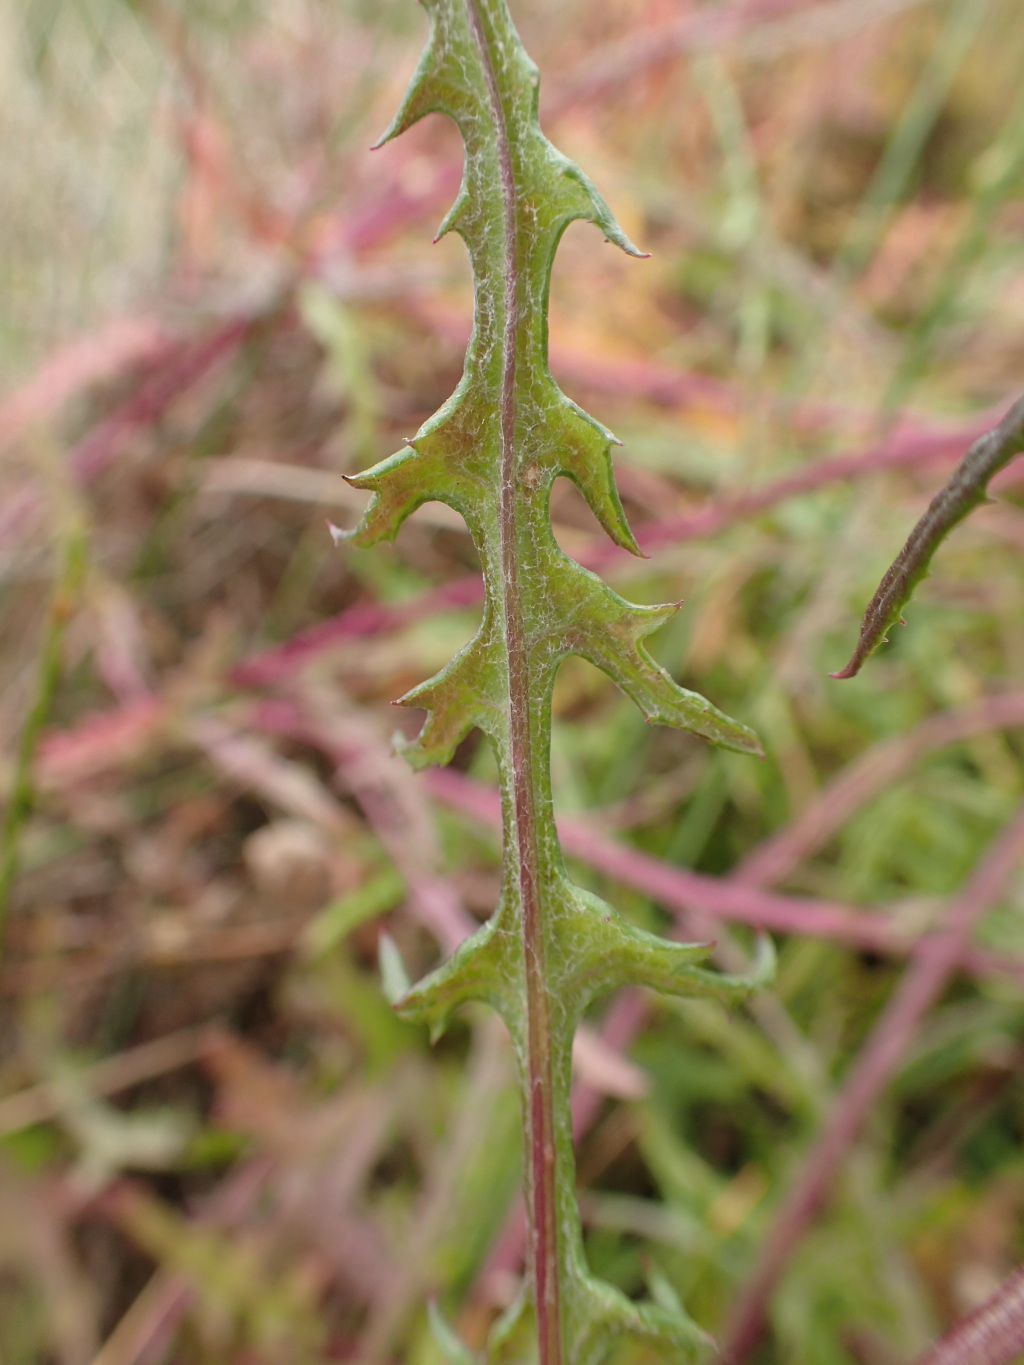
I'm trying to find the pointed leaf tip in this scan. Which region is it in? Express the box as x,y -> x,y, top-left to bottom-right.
745,932 -> 776,988
379,931 -> 411,1005
601,233 -> 649,260
833,394 -> 1024,675
427,1301 -> 483,1365
370,20 -> 464,150
434,187 -> 470,243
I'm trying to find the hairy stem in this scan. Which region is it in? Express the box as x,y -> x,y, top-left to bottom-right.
464,0 -> 563,1353
344,2 -> 764,1357
913,1264 -> 1024,1365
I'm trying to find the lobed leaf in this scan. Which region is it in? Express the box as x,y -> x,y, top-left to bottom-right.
341,0 -> 769,1358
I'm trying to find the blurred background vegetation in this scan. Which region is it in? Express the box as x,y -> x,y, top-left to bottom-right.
2,0 -> 1024,1362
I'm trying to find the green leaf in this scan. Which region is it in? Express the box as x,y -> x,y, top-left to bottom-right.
379,930 -> 413,1006
342,0 -> 769,1358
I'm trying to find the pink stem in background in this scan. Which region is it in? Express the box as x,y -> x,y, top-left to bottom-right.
37,697 -> 166,782
619,406 -> 1005,576
545,0 -> 923,118
912,1265 -> 1024,1365
36,702 -> 1024,985
722,801 -> 1024,1364
235,407 -> 1001,690
319,0 -> 918,295
230,577 -> 484,690
409,295 -> 960,439
68,317 -> 254,485
0,316 -> 171,451
0,316 -> 255,552
550,0 -> 816,112
738,691 -> 1024,887
424,769 -> 1024,986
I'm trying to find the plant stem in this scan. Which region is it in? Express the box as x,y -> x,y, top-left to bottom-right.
913,1265 -> 1024,1365
465,0 -> 564,1354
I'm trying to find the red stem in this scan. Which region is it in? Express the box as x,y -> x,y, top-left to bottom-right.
231,404 -> 1001,691
913,1264 -> 1024,1365
738,690 -> 1024,888
424,767 -> 1024,987
464,0 -> 562,1357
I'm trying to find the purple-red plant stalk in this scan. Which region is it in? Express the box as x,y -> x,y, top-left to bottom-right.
234,404 -> 1002,692
912,1264 -> 1024,1365
424,768 -> 1024,987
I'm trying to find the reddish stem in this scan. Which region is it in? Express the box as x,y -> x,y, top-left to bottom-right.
913,1265 -> 1024,1365
465,0 -> 562,1357
232,403 -> 1002,691
424,768 -> 1024,987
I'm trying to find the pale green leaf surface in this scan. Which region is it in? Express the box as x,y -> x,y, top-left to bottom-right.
341,0 -> 767,1357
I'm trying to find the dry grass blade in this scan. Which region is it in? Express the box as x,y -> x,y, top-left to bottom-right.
0,1027 -> 212,1140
